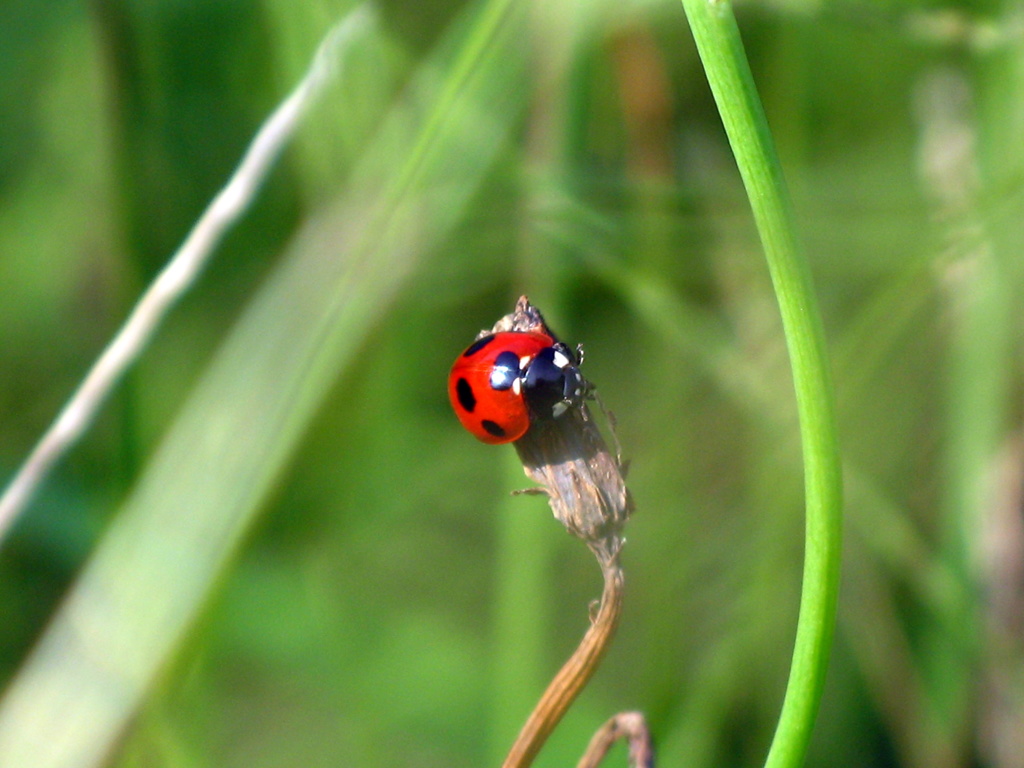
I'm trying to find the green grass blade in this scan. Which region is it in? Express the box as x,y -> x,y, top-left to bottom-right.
677,1 -> 844,766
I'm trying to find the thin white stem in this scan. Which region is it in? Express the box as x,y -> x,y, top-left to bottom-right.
0,5 -> 373,545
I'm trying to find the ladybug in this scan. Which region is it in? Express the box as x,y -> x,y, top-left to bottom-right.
448,331 -> 587,444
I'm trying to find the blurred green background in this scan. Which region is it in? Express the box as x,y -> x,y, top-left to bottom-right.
1,0 -> 1022,766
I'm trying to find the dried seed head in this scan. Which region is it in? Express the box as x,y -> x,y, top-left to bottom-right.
493,296 -> 633,564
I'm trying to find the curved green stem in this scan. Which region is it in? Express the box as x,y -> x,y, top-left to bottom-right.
677,1 -> 844,766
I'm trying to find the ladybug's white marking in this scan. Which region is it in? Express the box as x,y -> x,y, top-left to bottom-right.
552,401 -> 569,418
552,350 -> 571,369
512,378 -> 522,396
519,355 -> 532,369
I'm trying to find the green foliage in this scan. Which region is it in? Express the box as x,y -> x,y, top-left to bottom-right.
0,0 -> 1021,767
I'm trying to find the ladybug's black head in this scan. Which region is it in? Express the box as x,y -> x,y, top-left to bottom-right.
522,344 -> 585,419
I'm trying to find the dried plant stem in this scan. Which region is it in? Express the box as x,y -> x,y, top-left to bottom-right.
501,555 -> 624,768
576,711 -> 654,768
0,6 -> 372,547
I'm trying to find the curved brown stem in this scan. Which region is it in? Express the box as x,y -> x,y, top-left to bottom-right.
501,558 -> 624,768
576,711 -> 654,768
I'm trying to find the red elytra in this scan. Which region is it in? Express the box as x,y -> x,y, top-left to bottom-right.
448,331 -> 556,444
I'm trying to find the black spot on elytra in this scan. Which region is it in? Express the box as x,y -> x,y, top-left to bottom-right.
489,350 -> 521,391
482,420 -> 506,438
456,378 -> 476,412
463,334 -> 496,357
